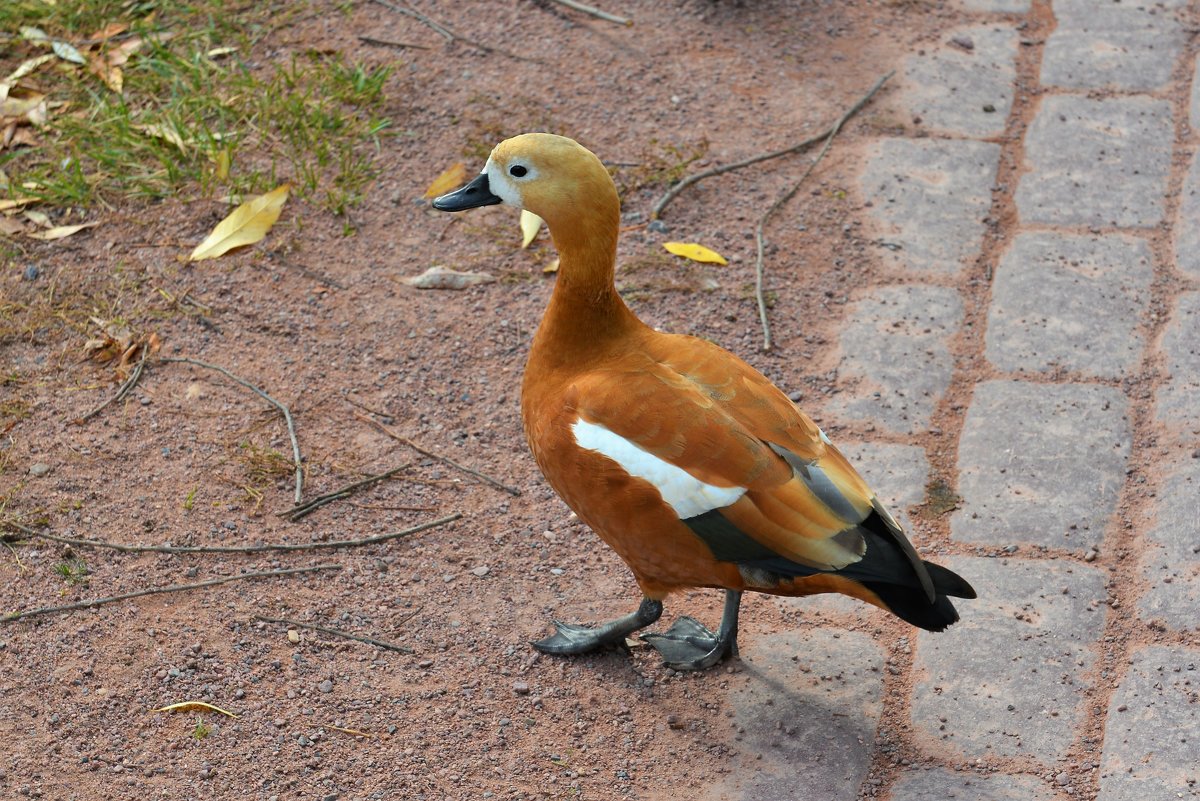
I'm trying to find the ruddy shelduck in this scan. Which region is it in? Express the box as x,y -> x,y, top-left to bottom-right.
433,133 -> 975,670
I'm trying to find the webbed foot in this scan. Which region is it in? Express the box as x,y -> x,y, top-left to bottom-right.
532,597 -> 663,656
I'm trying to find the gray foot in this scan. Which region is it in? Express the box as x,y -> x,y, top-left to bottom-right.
532,598 -> 663,656
641,616 -> 736,671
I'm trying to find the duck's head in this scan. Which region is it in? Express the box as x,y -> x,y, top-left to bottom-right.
432,133 -> 619,242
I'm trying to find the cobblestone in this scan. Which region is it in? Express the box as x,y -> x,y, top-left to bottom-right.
831,285 -> 962,436
1176,155 -> 1200,280
860,138 -> 1000,274
888,768 -> 1061,800
1015,95 -> 1173,228
1156,292 -> 1200,440
1041,0 -> 1186,90
900,26 -> 1017,137
951,380 -> 1130,549
1098,645 -> 1200,801
911,556 -> 1106,763
1137,452 -> 1200,632
985,232 -> 1152,379
718,630 -> 884,801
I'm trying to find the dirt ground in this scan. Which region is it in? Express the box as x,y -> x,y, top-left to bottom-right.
0,1 -> 1047,799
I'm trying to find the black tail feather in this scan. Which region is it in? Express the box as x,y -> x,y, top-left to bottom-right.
862,579 -> 962,632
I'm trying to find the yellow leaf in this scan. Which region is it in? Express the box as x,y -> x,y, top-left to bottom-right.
87,22 -> 129,42
23,209 -> 50,227
542,257 -> 560,274
0,197 -> 37,211
424,162 -> 466,199
519,209 -> 542,249
136,122 -> 187,153
189,184 -> 289,261
206,46 -> 238,59
27,221 -> 99,240
662,241 -> 728,265
152,701 -> 239,718
3,53 -> 56,84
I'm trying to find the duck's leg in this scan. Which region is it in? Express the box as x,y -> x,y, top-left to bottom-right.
641,590 -> 742,671
532,597 -> 663,655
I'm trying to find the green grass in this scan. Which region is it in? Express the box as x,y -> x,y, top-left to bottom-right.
53,558 -> 89,585
0,0 -> 394,216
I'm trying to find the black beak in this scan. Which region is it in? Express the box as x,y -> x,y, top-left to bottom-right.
432,172 -> 503,212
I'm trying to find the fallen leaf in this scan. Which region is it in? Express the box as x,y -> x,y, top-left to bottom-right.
27,221 -> 99,240
519,209 -> 543,248
542,257 -> 560,274
23,209 -> 51,227
189,184 -> 289,261
51,40 -> 87,65
206,46 -> 238,59
424,162 -> 466,199
663,241 -> 728,265
152,701 -> 239,719
400,265 -> 495,290
3,53 -> 56,84
0,197 -> 38,212
87,22 -> 129,42
0,217 -> 26,237
328,725 -> 375,739
0,88 -> 47,120
136,122 -> 187,153
19,26 -> 49,43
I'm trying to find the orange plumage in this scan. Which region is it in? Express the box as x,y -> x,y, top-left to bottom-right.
433,133 -> 975,670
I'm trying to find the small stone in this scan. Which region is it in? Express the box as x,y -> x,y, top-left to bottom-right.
1056,772 -> 1069,786
982,103 -> 996,113
1117,704 -> 1128,712
667,714 -> 683,730
418,659 -> 433,669
287,629 -> 300,644
787,389 -> 804,402
647,219 -> 669,234
28,463 -> 51,477
318,680 -> 333,694
513,681 -> 531,695
22,264 -> 39,281
471,566 -> 489,577
297,735 -> 312,747
950,34 -> 975,50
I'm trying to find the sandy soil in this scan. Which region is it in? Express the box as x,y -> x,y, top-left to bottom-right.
0,1 -> 1136,799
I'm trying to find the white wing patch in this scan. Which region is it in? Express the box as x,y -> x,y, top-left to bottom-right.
571,419 -> 746,519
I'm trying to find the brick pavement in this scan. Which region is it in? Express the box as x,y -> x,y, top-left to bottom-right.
716,2 -> 1199,799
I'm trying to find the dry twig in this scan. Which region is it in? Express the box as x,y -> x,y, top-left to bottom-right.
279,463 -> 414,522
2,514 -> 461,555
547,0 -> 631,25
357,34 -> 432,50
368,0 -> 537,61
253,614 -> 414,654
77,347 -> 150,423
160,356 -> 304,504
357,413 -> 521,496
1,565 -> 341,624
650,71 -> 893,219
753,72 -> 893,351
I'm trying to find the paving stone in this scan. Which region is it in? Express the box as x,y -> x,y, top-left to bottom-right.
1042,0 -> 1186,91
985,232 -> 1152,379
900,25 -> 1017,137
1098,645 -> 1200,801
951,380 -> 1130,549
1156,292 -> 1200,440
1015,95 -> 1173,228
889,768 -> 1060,801
1176,155 -> 1200,280
1137,453 -> 1200,632
709,630 -> 884,801
912,556 -> 1106,763
1192,56 -> 1200,130
831,285 -> 962,436
861,138 -> 1000,274
958,0 -> 1030,11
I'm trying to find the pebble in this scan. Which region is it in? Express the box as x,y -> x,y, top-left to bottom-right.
28,463 -> 51,477
318,680 -> 333,693
1056,772 -> 1069,786
647,220 -> 669,234
950,34 -> 975,50
22,264 -> 39,281
471,566 -> 490,577
297,735 -> 312,747
513,681 -> 531,695
787,390 -> 804,402
418,659 -> 434,669
287,629 -> 300,644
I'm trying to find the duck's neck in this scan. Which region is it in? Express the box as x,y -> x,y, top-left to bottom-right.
531,209 -> 642,370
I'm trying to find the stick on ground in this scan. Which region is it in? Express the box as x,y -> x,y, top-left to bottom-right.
357,413 -> 521,497
547,0 -> 631,25
253,614 -> 414,654
279,463 -> 414,522
650,71 -> 893,220
2,514 -> 461,555
1,565 -> 341,624
77,348 -> 149,423
368,0 -> 537,62
160,356 -> 304,504
753,72 -> 893,351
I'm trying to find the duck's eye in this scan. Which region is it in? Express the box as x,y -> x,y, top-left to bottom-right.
509,165 -> 528,178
